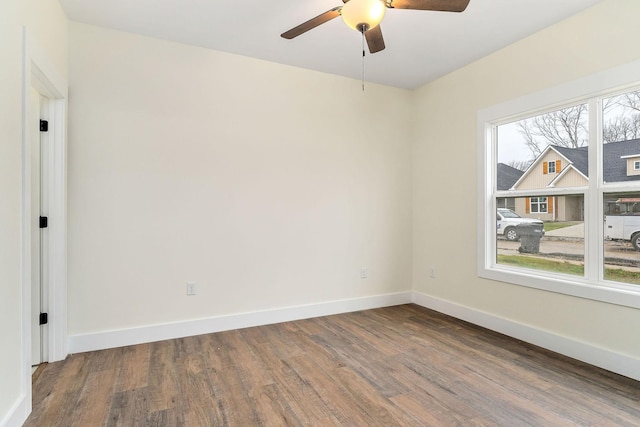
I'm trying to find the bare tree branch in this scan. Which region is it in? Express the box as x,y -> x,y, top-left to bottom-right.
513,90 -> 640,163
505,159 -> 531,171
516,105 -> 588,156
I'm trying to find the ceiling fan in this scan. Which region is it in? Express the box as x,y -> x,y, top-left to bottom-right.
281,0 -> 471,54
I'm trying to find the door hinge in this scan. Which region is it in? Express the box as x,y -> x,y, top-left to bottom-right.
40,119 -> 48,132
39,216 -> 48,229
39,313 -> 48,325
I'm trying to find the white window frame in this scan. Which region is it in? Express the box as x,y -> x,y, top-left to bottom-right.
634,160 -> 640,171
478,59 -> 640,310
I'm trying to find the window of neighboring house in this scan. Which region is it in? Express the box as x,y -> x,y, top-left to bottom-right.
547,161 -> 556,173
479,61 -> 640,310
528,197 -> 548,213
497,197 -> 516,211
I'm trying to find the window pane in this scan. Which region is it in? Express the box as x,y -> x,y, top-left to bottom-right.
497,104 -> 589,191
602,89 -> 640,184
496,197 -> 584,277
603,192 -> 640,285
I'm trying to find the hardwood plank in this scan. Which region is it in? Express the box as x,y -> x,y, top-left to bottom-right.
106,387 -> 148,427
146,340 -> 181,413
175,352 -> 220,426
199,331 -> 266,425
115,343 -> 150,392
391,392 -> 476,427
69,369 -> 118,426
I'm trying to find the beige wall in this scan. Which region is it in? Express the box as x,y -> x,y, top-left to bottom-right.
0,0 -> 67,422
67,23 -> 413,335
413,0 -> 640,360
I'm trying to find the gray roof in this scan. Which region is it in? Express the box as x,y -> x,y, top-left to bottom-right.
497,163 -> 524,190
548,138 -> 640,182
603,138 -> 640,183
552,145 -> 588,176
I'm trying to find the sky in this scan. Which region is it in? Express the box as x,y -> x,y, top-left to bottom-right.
497,121 -> 533,166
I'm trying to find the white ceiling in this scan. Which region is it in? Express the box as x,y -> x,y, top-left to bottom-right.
59,0 -> 604,90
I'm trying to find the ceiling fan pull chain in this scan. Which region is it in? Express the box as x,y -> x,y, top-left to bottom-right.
361,29 -> 366,91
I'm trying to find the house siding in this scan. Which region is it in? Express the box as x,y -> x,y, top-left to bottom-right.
554,168 -> 588,188
516,152 -> 564,190
626,157 -> 640,176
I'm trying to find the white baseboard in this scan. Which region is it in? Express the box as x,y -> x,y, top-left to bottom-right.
68,291 -> 413,354
66,290 -> 639,382
412,291 -> 640,381
0,393 -> 29,427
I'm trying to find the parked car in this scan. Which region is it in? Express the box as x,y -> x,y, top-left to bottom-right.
497,208 -> 544,241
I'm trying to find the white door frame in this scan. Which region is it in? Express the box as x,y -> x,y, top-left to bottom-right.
20,25 -> 68,410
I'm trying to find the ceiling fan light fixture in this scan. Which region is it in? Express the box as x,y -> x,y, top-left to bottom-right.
341,0 -> 386,32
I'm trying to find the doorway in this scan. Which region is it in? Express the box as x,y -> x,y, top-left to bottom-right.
30,88 -> 49,367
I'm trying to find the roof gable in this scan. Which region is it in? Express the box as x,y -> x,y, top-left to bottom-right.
548,164 -> 588,187
510,145 -> 573,189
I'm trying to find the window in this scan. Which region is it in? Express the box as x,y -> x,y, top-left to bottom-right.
478,60 -> 640,309
547,161 -> 556,173
529,197 -> 548,213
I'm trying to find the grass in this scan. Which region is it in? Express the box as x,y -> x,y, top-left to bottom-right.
543,221 -> 580,232
498,254 -> 640,284
498,254 -> 584,275
604,268 -> 640,284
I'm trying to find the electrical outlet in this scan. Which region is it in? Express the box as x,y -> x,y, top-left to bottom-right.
186,282 -> 197,295
430,268 -> 436,278
360,267 -> 368,279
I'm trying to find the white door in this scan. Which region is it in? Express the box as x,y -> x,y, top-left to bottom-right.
30,89 -> 49,366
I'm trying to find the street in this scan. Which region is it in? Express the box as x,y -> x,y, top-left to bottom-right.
497,237 -> 640,269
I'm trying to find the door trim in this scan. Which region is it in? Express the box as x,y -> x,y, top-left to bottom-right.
19,26 -> 68,420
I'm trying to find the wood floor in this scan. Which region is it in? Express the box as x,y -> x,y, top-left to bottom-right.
25,304 -> 640,426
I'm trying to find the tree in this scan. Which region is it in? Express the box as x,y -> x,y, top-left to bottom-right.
603,91 -> 640,142
616,91 -> 640,112
603,114 -> 640,143
517,105 -> 588,158
516,90 -> 640,158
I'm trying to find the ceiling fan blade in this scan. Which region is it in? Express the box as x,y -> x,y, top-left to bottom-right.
365,25 -> 385,54
388,0 -> 470,12
281,7 -> 342,39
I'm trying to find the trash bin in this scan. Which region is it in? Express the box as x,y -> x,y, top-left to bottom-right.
517,223 -> 544,253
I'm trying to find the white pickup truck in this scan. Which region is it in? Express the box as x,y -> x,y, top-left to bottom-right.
604,214 -> 640,250
497,208 -> 544,241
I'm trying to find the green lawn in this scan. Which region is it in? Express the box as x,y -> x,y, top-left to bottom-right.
498,254 -> 583,275
498,254 -> 640,284
543,221 -> 581,232
604,268 -> 640,284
